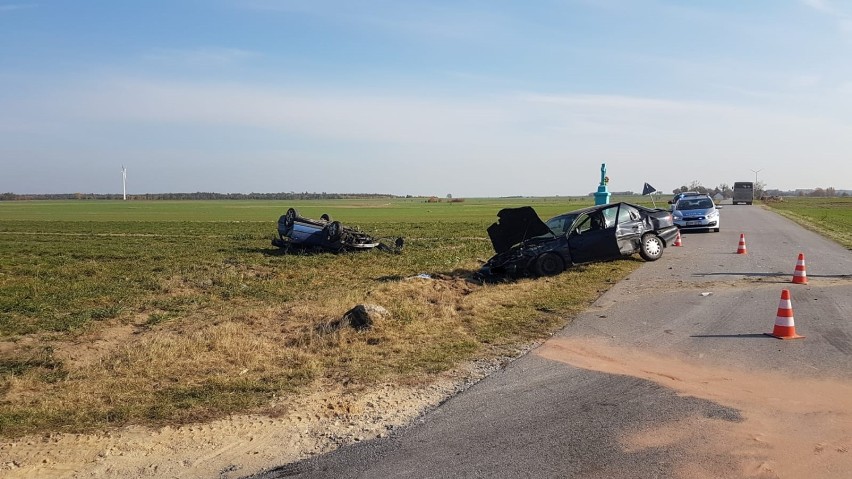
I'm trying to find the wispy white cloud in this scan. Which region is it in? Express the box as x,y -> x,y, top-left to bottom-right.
236,0 -> 506,41
836,81 -> 852,95
785,74 -> 823,88
800,0 -> 852,35
5,74 -> 852,194
0,3 -> 37,13
523,93 -> 717,112
801,0 -> 835,14
14,75 -> 852,143
143,48 -> 261,68
39,77 -> 510,145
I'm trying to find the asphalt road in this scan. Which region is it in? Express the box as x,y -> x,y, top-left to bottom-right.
251,204 -> 852,478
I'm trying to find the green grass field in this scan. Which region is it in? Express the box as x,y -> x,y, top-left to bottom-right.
0,196 -> 604,222
762,197 -> 852,250
0,194 -> 736,437
1,196 -> 656,437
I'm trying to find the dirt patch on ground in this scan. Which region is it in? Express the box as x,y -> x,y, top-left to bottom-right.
5,329 -> 850,478
0,356 -> 512,479
537,337 -> 852,478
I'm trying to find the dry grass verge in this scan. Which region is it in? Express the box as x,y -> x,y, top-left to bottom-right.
1,247 -> 639,438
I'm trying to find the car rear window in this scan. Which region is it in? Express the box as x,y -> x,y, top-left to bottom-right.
677,198 -> 714,210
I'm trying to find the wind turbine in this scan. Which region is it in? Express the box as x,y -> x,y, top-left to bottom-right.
122,165 -> 127,200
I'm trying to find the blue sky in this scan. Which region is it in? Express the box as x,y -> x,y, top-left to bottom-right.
2,1 -> 851,197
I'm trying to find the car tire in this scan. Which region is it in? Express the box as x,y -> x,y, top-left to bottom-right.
639,234 -> 664,261
533,252 -> 564,277
320,214 -> 331,222
277,215 -> 292,234
284,208 -> 298,227
326,221 -> 342,242
714,228 -> 720,233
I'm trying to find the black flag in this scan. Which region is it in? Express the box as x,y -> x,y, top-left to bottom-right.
642,183 -> 657,195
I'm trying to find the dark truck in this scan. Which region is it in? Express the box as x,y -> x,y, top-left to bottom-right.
733,182 -> 754,205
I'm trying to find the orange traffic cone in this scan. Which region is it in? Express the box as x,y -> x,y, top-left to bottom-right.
673,230 -> 683,247
736,233 -> 747,254
765,289 -> 804,340
792,253 -> 808,284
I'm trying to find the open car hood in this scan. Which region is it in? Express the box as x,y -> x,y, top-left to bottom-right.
486,206 -> 553,254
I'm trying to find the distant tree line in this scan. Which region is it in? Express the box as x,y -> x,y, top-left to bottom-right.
763,187 -> 849,197
672,181 -> 735,198
671,181 -> 850,199
801,187 -> 845,197
0,192 -> 399,201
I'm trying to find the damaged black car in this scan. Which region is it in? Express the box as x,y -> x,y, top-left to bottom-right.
479,202 -> 679,278
272,208 -> 403,253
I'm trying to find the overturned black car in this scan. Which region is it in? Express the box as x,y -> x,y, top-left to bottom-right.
272,208 -> 403,253
479,202 -> 679,278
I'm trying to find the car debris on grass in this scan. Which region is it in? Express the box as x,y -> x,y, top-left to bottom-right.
272,208 -> 404,253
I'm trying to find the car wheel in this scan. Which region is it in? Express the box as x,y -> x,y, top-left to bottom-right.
284,208 -> 298,227
325,221 -> 342,242
277,215 -> 292,235
320,214 -> 331,222
714,228 -> 720,233
533,252 -> 564,277
639,234 -> 664,261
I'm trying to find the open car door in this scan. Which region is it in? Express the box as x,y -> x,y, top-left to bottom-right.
613,203 -> 647,255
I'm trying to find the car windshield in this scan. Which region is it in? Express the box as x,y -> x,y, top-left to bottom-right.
544,213 -> 579,236
676,198 -> 714,210
672,192 -> 698,201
